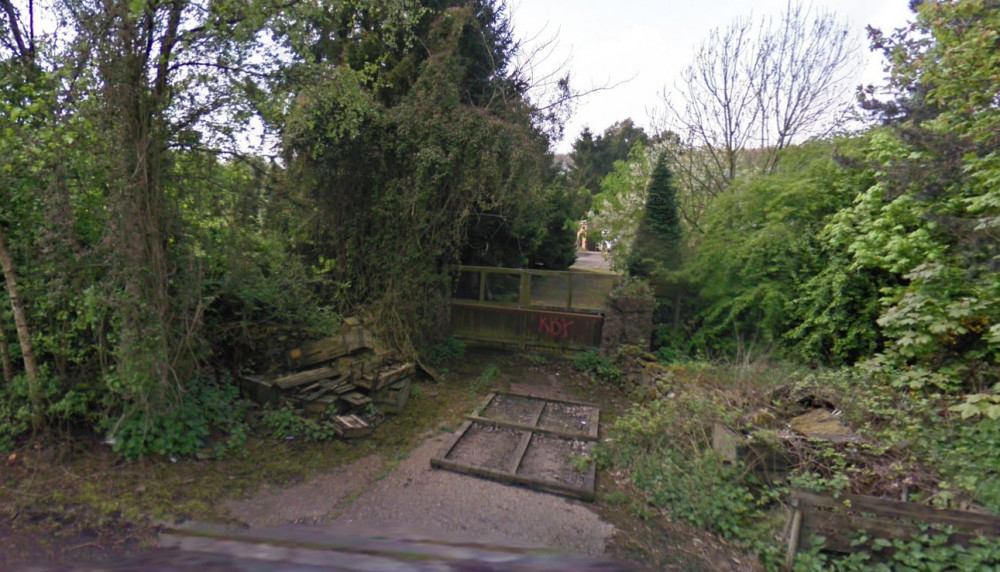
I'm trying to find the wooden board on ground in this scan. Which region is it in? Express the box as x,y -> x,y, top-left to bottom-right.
333,415 -> 373,439
785,488 -> 1000,566
373,377 -> 412,414
430,391 -> 599,501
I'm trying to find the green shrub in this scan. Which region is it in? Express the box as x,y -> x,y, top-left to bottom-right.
606,383 -> 782,560
260,404 -> 339,442
426,336 -> 466,367
102,378 -> 249,460
1,371 -> 103,452
795,533 -> 1000,571
573,349 -> 623,385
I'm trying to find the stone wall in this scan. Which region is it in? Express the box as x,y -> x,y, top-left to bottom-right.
601,292 -> 655,352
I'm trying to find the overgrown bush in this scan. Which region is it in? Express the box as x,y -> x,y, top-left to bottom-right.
573,349 -> 623,385
425,336 -> 466,367
202,234 -> 342,371
795,533 -> 1000,571
604,372 -> 783,562
0,371 -> 102,452
101,378 -> 249,460
260,404 -> 340,442
606,361 -> 1000,570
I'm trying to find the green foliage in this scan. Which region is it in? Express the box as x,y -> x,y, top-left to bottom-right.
426,336 -> 466,367
0,370 -> 103,451
469,362 -> 500,395
588,143 -> 652,271
654,343 -> 689,365
680,140 -> 873,361
847,0 -> 1000,389
949,387 -> 1000,421
567,120 -> 650,197
527,181 -> 580,270
260,404 -> 339,443
795,532 -> 1000,571
606,379 -> 781,557
627,155 -> 682,279
283,2 -> 554,353
932,416 -> 1000,513
573,349 -> 623,385
103,378 -> 250,460
525,353 -> 548,365
568,453 -> 592,474
607,361 -> 1000,569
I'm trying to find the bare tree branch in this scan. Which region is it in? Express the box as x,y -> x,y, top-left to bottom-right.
0,0 -> 31,60
659,1 -> 861,200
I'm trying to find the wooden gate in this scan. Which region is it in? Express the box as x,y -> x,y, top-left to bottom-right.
450,266 -> 616,353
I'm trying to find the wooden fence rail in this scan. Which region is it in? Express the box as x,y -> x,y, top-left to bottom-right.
449,266 -> 617,352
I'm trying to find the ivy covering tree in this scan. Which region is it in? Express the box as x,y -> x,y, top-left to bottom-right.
281,0 -> 564,352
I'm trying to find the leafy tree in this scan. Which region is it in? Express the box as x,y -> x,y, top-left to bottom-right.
587,143 -> 654,271
529,180 -> 579,270
843,0 -> 1000,391
283,1 -> 553,351
0,1 -> 43,428
567,119 -> 649,197
679,140 -> 877,360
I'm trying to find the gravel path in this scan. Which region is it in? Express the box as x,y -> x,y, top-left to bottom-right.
333,430 -> 615,556
226,425 -> 615,557
571,251 -> 612,272
225,454 -> 386,527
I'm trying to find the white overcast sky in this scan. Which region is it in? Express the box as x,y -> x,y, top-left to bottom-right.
509,0 -> 916,153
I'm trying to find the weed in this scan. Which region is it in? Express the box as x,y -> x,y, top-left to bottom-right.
573,349 -> 623,385
525,353 -> 548,365
469,363 -> 500,395
260,404 -> 339,442
602,490 -> 629,506
569,453 -> 592,474
426,337 -> 466,367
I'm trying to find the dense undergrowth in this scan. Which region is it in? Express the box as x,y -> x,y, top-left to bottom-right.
595,358 -> 1000,570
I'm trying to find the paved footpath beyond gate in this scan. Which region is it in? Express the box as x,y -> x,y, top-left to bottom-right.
450,262 -> 617,353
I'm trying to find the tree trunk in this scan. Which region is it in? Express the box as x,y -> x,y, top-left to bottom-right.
0,310 -> 13,384
90,1 -> 185,412
0,225 -> 44,430
672,289 -> 682,332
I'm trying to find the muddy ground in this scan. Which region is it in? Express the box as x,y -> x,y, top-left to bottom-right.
0,351 -> 754,571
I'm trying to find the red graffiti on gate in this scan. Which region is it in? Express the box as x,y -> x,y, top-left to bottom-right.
538,315 -> 574,339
